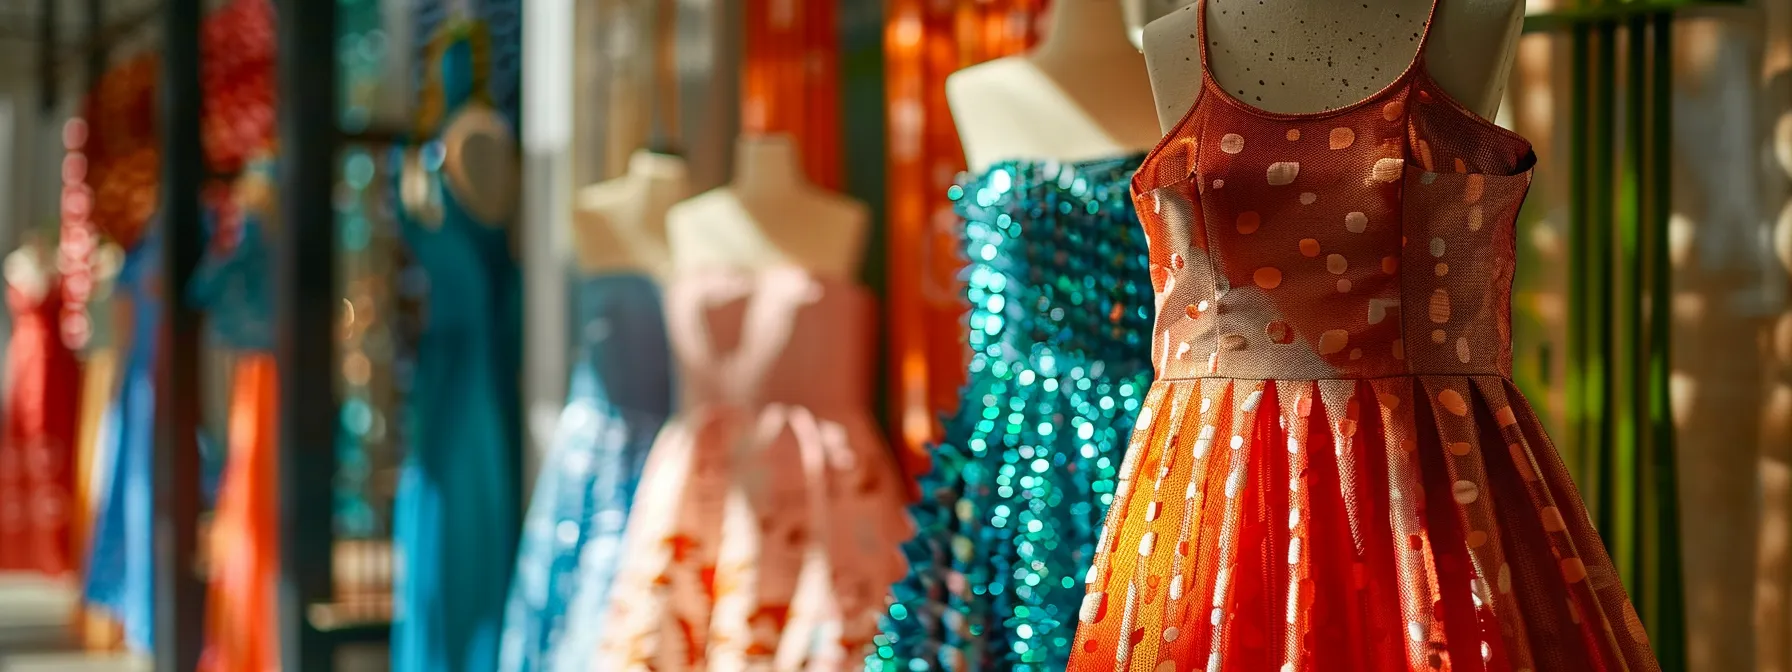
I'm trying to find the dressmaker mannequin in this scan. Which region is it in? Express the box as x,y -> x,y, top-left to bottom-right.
572,149 -> 689,279
4,235 -> 52,303
1142,0 -> 1523,129
666,134 -> 869,278
946,0 -> 1162,171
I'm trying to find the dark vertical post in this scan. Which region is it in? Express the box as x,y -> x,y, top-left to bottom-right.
87,0 -> 105,90
1645,13 -> 1685,670
37,0 -> 55,113
154,0 -> 206,668
275,0 -> 339,668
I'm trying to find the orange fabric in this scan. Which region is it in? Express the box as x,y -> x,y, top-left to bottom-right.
882,0 -> 1043,477
1066,3 -> 1658,670
742,0 -> 841,190
201,354 -> 280,672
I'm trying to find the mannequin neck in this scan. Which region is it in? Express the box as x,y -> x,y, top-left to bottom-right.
731,135 -> 807,196
1034,0 -> 1137,64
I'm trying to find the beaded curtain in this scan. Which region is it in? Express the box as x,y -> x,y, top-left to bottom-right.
885,0 -> 1045,475
743,0 -> 842,189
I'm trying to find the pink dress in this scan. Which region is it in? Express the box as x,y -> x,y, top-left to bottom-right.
596,268 -> 912,671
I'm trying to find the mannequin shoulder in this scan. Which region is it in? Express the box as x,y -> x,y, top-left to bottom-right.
802,189 -> 871,225
946,57 -> 1057,170
944,56 -> 1040,117
1141,6 -> 1206,133
574,177 -> 637,213
1425,0 -> 1525,118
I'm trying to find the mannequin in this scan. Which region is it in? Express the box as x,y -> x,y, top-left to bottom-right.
4,233 -> 52,304
572,148 -> 689,278
1141,0 -> 1524,129
665,133 -> 869,278
946,0 -> 1162,171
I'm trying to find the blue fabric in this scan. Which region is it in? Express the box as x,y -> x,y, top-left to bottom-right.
498,273 -> 672,672
390,35 -> 519,672
188,212 -> 274,352
188,210 -> 273,507
83,237 -> 161,653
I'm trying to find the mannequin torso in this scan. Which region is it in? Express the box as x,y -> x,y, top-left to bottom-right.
1142,0 -> 1523,129
573,150 -> 689,279
666,134 -> 869,279
947,0 -> 1162,171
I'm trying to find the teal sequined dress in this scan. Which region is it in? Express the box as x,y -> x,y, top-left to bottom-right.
870,155 -> 1155,671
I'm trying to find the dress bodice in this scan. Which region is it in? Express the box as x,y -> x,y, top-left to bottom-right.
1134,19 -> 1536,382
571,273 -> 672,418
666,268 -> 872,411
953,155 -> 1154,375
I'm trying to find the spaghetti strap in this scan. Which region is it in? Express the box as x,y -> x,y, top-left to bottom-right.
1195,0 -> 1212,74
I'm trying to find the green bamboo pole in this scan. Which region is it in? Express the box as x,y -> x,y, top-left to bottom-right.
1611,15 -> 1648,590
1567,23 -> 1593,489
1592,21 -> 1619,550
1644,12 -> 1687,670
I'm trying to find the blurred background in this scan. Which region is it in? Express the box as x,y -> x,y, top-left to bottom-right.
0,0 -> 1786,671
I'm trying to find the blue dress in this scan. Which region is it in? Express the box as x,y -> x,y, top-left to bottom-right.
498,273 -> 672,672
390,38 -> 520,665
83,236 -> 161,652
869,155 -> 1156,672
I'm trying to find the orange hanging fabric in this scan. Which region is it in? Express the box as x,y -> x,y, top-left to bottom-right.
742,0 -> 842,189
882,0 -> 1043,476
200,355 -> 280,672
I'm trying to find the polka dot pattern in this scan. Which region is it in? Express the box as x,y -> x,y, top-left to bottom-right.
1070,37 -> 1648,672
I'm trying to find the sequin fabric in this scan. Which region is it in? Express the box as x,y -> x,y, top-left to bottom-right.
868,156 -> 1155,672
1065,2 -> 1661,671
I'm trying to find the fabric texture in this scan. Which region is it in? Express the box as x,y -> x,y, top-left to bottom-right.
499,273 -> 673,672
390,35 -> 519,672
83,238 -> 160,652
1065,2 -> 1660,670
869,155 -> 1156,672
0,273 -> 82,575
192,211 -> 281,672
594,268 -> 911,671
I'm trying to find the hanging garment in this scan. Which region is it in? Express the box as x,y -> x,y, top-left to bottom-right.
593,268 -> 912,671
72,349 -> 116,574
869,155 -> 1155,672
391,161 -> 518,672
1065,2 -> 1661,670
83,238 -> 160,653
499,273 -> 673,672
191,212 -> 279,672
198,355 -> 277,672
0,273 -> 82,575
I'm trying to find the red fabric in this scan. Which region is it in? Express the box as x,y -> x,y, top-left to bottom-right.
1066,3 -> 1659,670
0,279 -> 83,575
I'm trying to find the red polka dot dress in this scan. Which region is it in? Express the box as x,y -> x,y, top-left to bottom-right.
1065,2 -> 1662,671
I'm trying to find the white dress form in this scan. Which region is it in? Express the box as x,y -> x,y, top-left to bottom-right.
666,134 -> 869,279
572,149 -> 690,279
1141,0 -> 1524,130
946,0 -> 1162,172
4,236 -> 52,302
